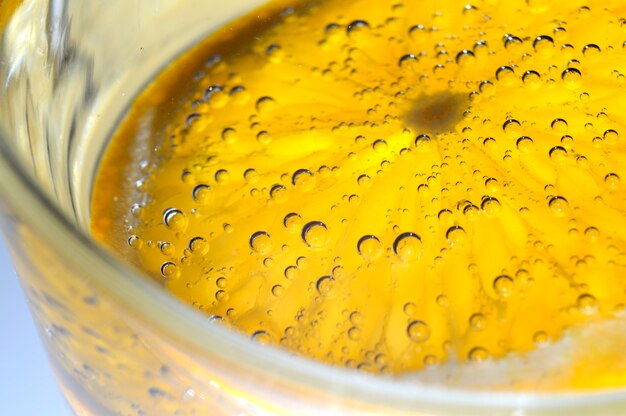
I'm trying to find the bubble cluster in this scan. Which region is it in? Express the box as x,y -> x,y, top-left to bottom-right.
92,0 -> 626,379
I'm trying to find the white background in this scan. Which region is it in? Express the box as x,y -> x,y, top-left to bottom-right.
0,236 -> 70,415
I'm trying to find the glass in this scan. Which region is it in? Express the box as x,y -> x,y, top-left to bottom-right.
0,0 -> 625,414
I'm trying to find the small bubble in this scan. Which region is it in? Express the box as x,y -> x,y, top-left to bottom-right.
469,313 -> 486,331
302,221 -> 331,248
584,226 -> 600,242
272,284 -> 284,297
372,139 -> 388,153
256,130 -> 272,144
284,265 -> 298,280
283,212 -> 303,232
160,262 -> 179,279
604,129 -> 619,144
346,20 -> 370,36
414,134 -> 432,152
393,232 -> 422,262
265,44 -> 285,63
398,54 -> 419,71
292,169 -> 316,191
348,326 -> 361,340
446,226 -> 466,246
316,275 -> 335,295
192,184 -> 213,204
551,118 -> 568,132
407,320 -> 430,343
185,112 -> 202,130
455,49 -> 475,66
403,302 -> 416,316
516,136 -> 534,153
204,85 -> 224,102
243,168 -> 259,183
251,330 -> 273,345
478,80 -> 495,95
357,174 -> 372,188
549,146 -> 568,162
582,44 -> 601,58
357,235 -> 382,261
561,68 -> 582,89
605,173 -> 620,189
163,208 -> 188,231
503,34 -> 522,50
502,119 -> 521,136
270,184 -> 288,203
189,237 -> 209,255
481,197 -> 501,217
468,346 -> 489,362
496,66 -> 516,85
577,293 -> 597,315
493,275 -> 514,297
532,35 -> 555,55
221,128 -> 238,143
553,26 -> 567,41
522,70 -> 541,90
250,231 -> 273,255
485,178 -> 499,193
548,196 -> 569,217
128,235 -> 142,249
533,331 -> 550,346
214,169 -> 230,184
256,96 -> 276,113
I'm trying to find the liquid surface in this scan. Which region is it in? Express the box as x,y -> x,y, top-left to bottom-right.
92,0 -> 626,388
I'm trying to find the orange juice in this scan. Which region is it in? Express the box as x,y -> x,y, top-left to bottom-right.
91,0 -> 626,385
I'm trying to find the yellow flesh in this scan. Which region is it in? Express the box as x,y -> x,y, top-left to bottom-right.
92,0 -> 626,386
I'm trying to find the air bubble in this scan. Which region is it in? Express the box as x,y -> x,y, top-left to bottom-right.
270,184 -> 288,203
316,275 -> 335,294
163,208 -> 188,231
160,262 -> 179,279
548,196 -> 569,217
468,346 -> 489,362
455,49 -> 475,66
292,169 -> 316,191
250,231 -> 273,254
446,226 -> 466,246
493,274 -> 514,297
532,35 -> 554,55
256,96 -> 277,113
522,70 -> 541,90
502,119 -> 521,136
302,221 -> 331,248
407,320 -> 430,343
577,293 -> 597,315
346,20 -> 370,36
393,232 -> 422,262
561,68 -> 582,89
496,66 -> 516,85
481,197 -> 501,217
372,139 -> 388,153
469,313 -> 486,331
604,129 -> 619,144
551,118 -> 568,132
189,237 -> 209,255
516,136 -> 534,153
398,54 -> 419,71
192,184 -> 213,204
414,134 -> 432,152
357,235 -> 382,261
582,44 -> 601,58
605,173 -> 620,189
549,146 -> 567,162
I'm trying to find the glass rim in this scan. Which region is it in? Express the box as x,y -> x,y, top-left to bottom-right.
1,95 -> 626,414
